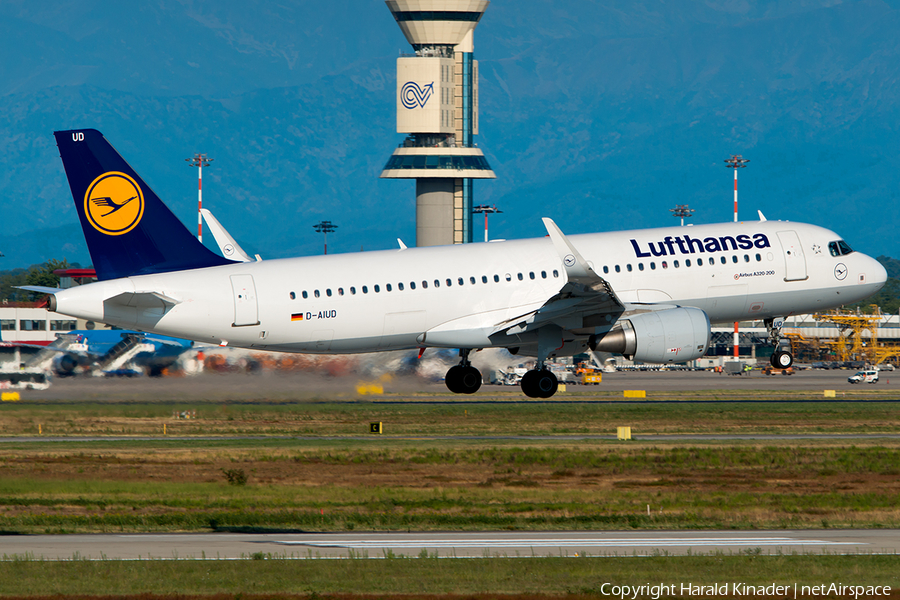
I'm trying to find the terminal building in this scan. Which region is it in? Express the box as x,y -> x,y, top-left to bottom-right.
380,0 -> 496,247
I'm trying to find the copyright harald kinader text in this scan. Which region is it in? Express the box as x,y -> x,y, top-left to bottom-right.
599,582 -> 892,599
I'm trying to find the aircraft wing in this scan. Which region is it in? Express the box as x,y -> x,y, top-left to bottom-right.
491,218 -> 624,336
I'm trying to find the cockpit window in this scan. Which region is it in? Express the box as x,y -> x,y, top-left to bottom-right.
829,240 -> 854,257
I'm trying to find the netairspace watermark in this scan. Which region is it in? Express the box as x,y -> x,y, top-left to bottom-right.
599,582 -> 892,599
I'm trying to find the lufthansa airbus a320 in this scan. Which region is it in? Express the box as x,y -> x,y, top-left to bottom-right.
32,129 -> 887,398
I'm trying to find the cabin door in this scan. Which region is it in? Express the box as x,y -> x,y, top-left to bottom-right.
776,230 -> 808,281
230,275 -> 260,327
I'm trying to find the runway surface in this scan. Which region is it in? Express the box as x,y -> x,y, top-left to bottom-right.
20,368 -> 900,402
3,530 -> 898,560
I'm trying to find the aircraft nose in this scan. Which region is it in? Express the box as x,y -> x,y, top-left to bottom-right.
868,255 -> 888,289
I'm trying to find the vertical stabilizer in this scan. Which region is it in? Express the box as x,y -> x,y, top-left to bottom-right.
54,129 -> 231,281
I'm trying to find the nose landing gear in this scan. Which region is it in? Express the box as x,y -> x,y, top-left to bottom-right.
766,317 -> 794,368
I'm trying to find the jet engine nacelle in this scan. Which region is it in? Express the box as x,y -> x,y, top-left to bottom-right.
589,307 -> 710,363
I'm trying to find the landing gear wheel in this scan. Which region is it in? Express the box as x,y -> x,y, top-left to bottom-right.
445,365 -> 482,394
445,365 -> 464,394
772,350 -> 793,369
520,369 -> 559,398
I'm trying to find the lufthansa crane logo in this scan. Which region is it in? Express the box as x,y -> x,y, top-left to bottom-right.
84,171 -> 145,236
401,81 -> 434,109
834,263 -> 848,281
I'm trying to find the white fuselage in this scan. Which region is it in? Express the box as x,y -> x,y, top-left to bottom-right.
50,220 -> 887,356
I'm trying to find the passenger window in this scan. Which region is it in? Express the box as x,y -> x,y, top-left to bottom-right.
374,285 -> 380,293
482,276 -> 488,283
603,266 -> 609,274
434,280 -> 440,288
755,254 -> 761,262
410,282 -> 416,290
662,261 -> 668,269
541,271 -> 547,278
326,289 -> 332,297
493,275 -> 500,283
615,265 -> 621,273
638,263 -> 644,271
314,290 -> 320,298
422,281 -> 428,289
470,277 -> 476,284
338,288 -> 344,296
744,255 -> 749,262
529,272 -> 535,280
386,284 -> 392,292
350,287 -> 356,295
626,264 -> 632,272
720,256 -> 726,264
553,270 -> 559,278
362,286 -> 368,294
517,273 -> 524,280
459,277 -> 465,286
398,283 -> 404,291
446,279 -> 452,287
290,292 -> 295,300
685,259 -> 691,267
650,262 -> 656,270
732,256 -> 738,263
673,260 -> 679,268
505,273 -> 512,281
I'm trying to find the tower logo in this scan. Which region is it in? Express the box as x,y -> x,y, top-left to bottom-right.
83,171 -> 145,236
401,81 -> 434,109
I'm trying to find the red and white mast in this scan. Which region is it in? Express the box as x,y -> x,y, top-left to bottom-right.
186,153 -> 214,242
725,155 -> 749,361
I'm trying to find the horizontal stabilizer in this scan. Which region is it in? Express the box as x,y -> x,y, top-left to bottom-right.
16,286 -> 64,295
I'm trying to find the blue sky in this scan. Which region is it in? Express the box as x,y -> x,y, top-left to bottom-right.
2,1 -> 899,268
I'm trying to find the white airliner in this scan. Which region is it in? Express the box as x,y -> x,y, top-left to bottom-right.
35,129 -> 887,398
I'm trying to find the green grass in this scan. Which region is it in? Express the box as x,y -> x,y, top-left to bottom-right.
3,399 -> 900,436
0,556 -> 897,596
1,442 -> 899,533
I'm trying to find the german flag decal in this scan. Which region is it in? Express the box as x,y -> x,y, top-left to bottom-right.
291,313 -> 304,321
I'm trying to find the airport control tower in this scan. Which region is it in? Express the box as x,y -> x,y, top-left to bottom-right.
381,0 -> 495,247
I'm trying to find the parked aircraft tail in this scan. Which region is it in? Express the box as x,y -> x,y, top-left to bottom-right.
54,129 -> 232,281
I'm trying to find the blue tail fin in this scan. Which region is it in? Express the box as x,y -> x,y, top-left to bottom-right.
54,129 -> 232,281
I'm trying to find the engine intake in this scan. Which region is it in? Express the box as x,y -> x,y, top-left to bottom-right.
589,307 -> 710,363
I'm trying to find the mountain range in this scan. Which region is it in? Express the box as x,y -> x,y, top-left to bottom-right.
2,0 -> 900,268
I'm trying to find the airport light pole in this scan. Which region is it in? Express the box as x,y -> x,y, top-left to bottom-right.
724,155 -> 748,222
725,155 -> 749,362
313,220 -> 338,255
669,204 -> 694,227
472,204 -> 501,242
185,153 -> 213,242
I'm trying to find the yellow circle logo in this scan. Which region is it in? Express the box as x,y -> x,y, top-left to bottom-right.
84,171 -> 145,236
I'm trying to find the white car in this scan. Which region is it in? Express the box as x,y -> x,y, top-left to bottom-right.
848,370 -> 879,384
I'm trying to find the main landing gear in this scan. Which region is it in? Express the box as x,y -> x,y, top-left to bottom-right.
444,349 -> 482,394
766,317 -> 794,369
520,368 -> 558,399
